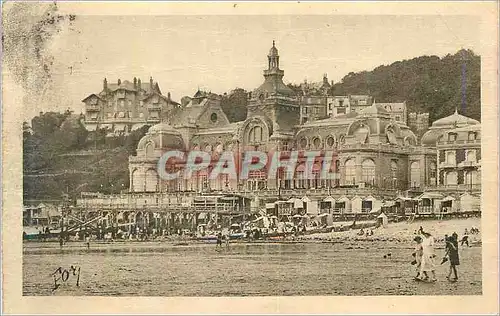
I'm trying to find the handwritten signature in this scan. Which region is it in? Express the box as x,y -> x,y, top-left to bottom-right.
51,265 -> 81,291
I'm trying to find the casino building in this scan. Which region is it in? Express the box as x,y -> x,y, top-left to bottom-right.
79,42 -> 481,222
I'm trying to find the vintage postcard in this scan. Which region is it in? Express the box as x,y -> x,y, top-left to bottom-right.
2,1 -> 499,315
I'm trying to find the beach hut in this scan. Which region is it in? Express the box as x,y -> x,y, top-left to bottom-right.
320,196 -> 335,214
381,200 -> 396,214
396,196 -> 417,215
363,195 -> 381,213
460,192 -> 480,213
377,212 -> 388,227
441,195 -> 458,214
289,197 -> 304,210
416,192 -> 444,215
335,196 -> 351,214
351,196 -> 363,213
305,200 -> 319,216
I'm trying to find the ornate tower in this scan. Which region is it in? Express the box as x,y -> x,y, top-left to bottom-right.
244,41 -> 300,152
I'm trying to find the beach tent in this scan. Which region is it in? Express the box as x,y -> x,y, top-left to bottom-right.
377,213 -> 388,227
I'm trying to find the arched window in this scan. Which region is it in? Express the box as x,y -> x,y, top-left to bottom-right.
390,160 -> 398,188
248,126 -> 264,143
145,169 -> 158,192
299,137 -> 308,150
354,125 -> 369,144
131,169 -> 144,192
339,135 -> 345,145
429,162 -> 437,186
215,143 -> 224,153
464,170 -> 478,186
345,159 -> 356,185
326,136 -> 335,148
361,159 -> 375,186
410,161 -> 420,188
145,142 -> 154,157
312,137 -> 322,149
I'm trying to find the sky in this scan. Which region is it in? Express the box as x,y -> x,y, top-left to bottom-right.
2,8 -> 481,121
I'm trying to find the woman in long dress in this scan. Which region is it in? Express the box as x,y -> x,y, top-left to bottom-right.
419,231 -> 437,282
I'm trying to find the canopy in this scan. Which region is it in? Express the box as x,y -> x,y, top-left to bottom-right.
442,195 -> 456,202
337,196 -> 350,203
292,214 -> 302,218
396,196 -> 414,201
230,223 -> 241,228
266,203 -> 276,209
318,213 -> 329,218
302,196 -> 311,203
323,196 -> 336,202
364,195 -> 376,201
417,192 -> 444,200
382,201 -> 395,207
198,213 -> 207,219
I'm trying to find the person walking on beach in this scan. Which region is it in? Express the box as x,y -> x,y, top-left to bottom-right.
412,236 -> 427,280
224,233 -> 230,249
216,232 -> 223,250
85,234 -> 91,250
461,230 -> 470,247
418,230 -> 437,282
59,234 -> 64,249
444,233 -> 459,281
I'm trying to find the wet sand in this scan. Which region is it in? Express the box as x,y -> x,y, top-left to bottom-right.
23,240 -> 482,296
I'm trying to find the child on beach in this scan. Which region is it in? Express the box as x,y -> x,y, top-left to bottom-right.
444,233 -> 460,281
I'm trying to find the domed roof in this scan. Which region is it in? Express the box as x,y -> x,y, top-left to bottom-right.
148,122 -> 181,134
269,41 -> 278,56
136,122 -> 185,152
420,129 -> 445,147
359,103 -> 391,117
431,109 -> 479,128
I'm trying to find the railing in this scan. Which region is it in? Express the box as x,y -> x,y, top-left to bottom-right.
439,161 -> 456,168
437,139 -> 481,146
425,184 -> 481,192
457,160 -> 480,168
85,105 -> 100,111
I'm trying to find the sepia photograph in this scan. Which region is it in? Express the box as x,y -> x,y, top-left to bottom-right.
2,1 -> 499,314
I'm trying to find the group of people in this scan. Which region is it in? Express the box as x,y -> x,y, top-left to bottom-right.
412,226 -> 460,282
357,228 -> 374,237
215,232 -> 230,250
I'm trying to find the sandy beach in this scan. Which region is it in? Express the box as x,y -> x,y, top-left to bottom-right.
23,218 -> 482,296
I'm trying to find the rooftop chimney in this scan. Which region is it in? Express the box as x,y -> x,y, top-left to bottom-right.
103,78 -> 108,90
118,79 -> 121,85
